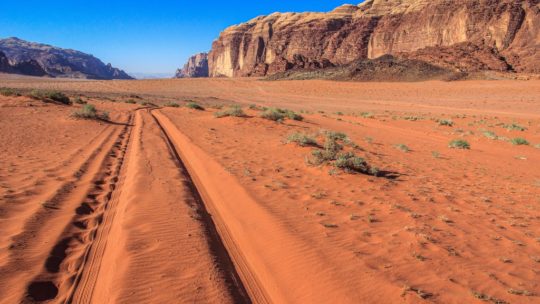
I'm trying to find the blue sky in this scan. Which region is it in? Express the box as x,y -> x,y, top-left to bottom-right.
0,1 -> 359,76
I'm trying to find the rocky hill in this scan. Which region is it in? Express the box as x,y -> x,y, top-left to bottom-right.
208,0 -> 540,77
0,37 -> 133,79
174,53 -> 209,78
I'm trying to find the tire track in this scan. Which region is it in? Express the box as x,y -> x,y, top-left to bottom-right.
149,109 -> 252,304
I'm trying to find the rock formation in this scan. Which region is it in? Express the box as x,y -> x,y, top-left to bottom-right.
0,51 -> 48,76
208,0 -> 540,77
174,53 -> 209,78
0,37 -> 133,79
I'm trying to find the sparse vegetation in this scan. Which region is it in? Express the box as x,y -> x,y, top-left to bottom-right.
214,105 -> 246,118
510,137 -> 529,146
29,90 -> 72,105
359,112 -> 374,118
0,87 -> 22,97
504,123 -> 527,131
482,130 -> 498,140
186,101 -> 205,110
286,132 -> 318,147
140,101 -> 157,107
431,151 -> 440,158
74,97 -> 87,104
395,144 -> 410,152
260,107 -> 303,122
449,139 -> 470,149
164,102 -> 180,108
71,104 -> 109,121
438,119 -> 454,127
124,99 -> 137,104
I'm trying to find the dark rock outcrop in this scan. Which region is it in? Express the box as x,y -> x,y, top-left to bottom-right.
208,0 -> 540,77
174,53 -> 209,78
0,51 -> 48,76
0,37 -> 133,79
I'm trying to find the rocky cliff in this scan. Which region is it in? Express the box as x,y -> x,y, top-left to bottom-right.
208,0 -> 540,77
0,51 -> 48,76
174,53 -> 209,78
0,37 -> 133,79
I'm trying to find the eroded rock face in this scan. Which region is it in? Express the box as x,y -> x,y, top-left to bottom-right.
208,0 -> 540,77
0,37 -> 133,79
0,51 -> 48,76
174,53 -> 209,78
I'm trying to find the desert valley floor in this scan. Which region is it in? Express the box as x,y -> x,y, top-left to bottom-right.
0,77 -> 539,304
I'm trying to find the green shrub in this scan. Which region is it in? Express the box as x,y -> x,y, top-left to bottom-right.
0,87 -> 21,97
449,139 -> 470,149
29,90 -> 71,105
438,119 -> 454,127
360,112 -> 374,118
286,132 -> 318,147
186,102 -> 204,110
260,107 -> 303,122
395,144 -> 410,152
164,102 -> 180,108
483,130 -> 498,140
74,97 -> 87,104
504,123 -> 527,131
124,99 -> 137,104
71,104 -> 109,121
214,105 -> 246,118
510,138 -> 529,146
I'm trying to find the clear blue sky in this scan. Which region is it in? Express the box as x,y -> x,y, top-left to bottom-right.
0,1 -> 359,76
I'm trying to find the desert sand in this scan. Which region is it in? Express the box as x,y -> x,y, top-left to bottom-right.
0,77 -> 539,303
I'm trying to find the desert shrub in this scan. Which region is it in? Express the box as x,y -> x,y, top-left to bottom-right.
29,90 -> 71,105
214,105 -> 246,118
140,101 -> 157,107
535,144 -> 540,149
483,130 -> 498,140
449,139 -> 470,149
124,99 -> 137,104
74,97 -> 87,104
395,144 -> 410,152
71,104 -> 109,121
438,119 -> 454,127
186,102 -> 204,110
286,132 -> 318,147
403,116 -> 422,121
164,102 -> 180,108
260,107 -> 303,122
504,123 -> 527,131
360,112 -> 374,118
510,138 -> 529,146
0,87 -> 21,96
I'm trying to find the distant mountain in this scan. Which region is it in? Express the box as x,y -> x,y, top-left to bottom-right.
130,72 -> 173,79
0,37 -> 133,79
174,53 -> 209,78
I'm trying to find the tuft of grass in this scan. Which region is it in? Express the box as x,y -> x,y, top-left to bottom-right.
359,112 -> 374,118
286,132 -> 318,147
71,104 -> 109,121
214,105 -> 246,118
431,151 -> 440,158
260,107 -> 303,122
124,99 -> 137,104
483,130 -> 498,140
0,87 -> 22,97
507,289 -> 534,296
510,138 -> 529,146
29,90 -> 71,105
504,123 -> 527,131
438,119 -> 454,127
395,144 -> 410,152
186,102 -> 205,110
74,97 -> 87,104
164,102 -> 180,108
449,139 -> 470,150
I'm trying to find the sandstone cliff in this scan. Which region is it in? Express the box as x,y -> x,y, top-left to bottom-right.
174,53 -> 209,78
208,0 -> 540,77
0,37 -> 133,79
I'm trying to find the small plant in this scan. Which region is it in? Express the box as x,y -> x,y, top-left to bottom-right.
186,102 -> 204,110
124,99 -> 137,104
0,87 -> 21,96
260,108 -> 285,121
71,104 -> 109,121
510,138 -> 529,146
214,105 -> 246,118
483,130 -> 498,140
164,102 -> 180,108
29,90 -> 71,105
359,112 -> 374,118
286,132 -> 318,147
449,139 -> 470,149
140,101 -> 157,107
504,123 -> 527,131
431,151 -> 440,158
74,97 -> 87,104
395,144 -> 410,152
438,119 -> 454,127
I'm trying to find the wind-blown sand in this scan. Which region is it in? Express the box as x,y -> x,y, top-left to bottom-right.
0,77 -> 539,303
